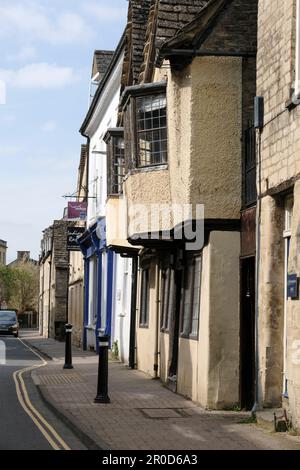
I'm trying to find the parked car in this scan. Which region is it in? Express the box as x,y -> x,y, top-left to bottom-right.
0,310 -> 19,337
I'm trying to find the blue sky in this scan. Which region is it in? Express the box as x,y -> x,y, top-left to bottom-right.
0,0 -> 127,262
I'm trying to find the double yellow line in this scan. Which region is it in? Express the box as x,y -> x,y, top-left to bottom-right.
13,338 -> 71,451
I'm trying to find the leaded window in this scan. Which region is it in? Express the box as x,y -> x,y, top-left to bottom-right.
136,94 -> 167,167
181,255 -> 202,339
121,82 -> 168,170
104,128 -> 125,195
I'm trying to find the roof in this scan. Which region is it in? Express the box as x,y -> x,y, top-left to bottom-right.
121,0 -> 152,87
80,31 -> 126,135
158,0 -> 227,51
122,0 -> 211,86
92,50 -> 114,81
156,0 -> 257,64
154,0 -> 210,48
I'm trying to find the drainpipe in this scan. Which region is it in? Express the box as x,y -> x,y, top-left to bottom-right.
154,259 -> 161,379
252,129 -> 263,415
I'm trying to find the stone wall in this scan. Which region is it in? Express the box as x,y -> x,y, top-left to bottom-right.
257,0 -> 300,429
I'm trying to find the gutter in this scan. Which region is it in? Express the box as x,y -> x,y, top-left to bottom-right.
156,48 -> 256,67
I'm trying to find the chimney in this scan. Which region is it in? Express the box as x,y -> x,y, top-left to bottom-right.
17,251 -> 30,262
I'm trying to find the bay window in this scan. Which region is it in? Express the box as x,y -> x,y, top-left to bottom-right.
121,82 -> 168,169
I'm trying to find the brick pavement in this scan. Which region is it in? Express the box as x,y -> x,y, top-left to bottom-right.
21,330 -> 300,451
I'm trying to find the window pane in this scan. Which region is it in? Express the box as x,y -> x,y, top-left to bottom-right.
140,269 -> 149,326
181,256 -> 202,337
191,257 -> 201,337
136,93 -> 167,167
182,265 -> 193,335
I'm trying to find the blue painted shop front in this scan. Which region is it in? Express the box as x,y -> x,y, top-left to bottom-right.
78,218 -> 114,351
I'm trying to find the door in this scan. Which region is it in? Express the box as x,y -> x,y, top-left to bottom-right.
240,257 -> 256,410
167,268 -> 182,391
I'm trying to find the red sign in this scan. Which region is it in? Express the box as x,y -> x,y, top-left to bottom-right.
67,202 -> 87,220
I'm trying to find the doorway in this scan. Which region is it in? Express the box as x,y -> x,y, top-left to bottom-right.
240,256 -> 256,409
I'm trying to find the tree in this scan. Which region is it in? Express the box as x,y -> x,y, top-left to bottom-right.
0,264 -> 39,313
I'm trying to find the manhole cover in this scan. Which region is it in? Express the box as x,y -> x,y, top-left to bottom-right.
141,408 -> 187,419
39,374 -> 83,385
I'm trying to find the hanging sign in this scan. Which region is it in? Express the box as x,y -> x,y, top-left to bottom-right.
67,202 -> 87,221
67,227 -> 85,251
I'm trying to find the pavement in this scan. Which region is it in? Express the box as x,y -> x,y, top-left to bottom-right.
21,329 -> 300,451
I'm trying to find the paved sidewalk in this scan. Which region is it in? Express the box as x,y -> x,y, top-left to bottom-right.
21,330 -> 300,451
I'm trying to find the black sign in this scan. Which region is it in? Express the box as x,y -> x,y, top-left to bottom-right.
287,274 -> 299,299
67,227 -> 85,251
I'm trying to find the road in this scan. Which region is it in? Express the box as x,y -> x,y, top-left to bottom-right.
0,335 -> 86,450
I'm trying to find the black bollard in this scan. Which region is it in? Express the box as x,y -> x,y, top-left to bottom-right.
63,323 -> 74,370
94,329 -> 110,404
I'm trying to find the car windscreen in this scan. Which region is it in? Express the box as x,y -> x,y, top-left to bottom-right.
0,311 -> 17,322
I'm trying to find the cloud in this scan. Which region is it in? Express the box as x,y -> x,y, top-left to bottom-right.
41,120 -> 57,132
82,3 -> 128,22
7,46 -> 37,62
0,63 -> 80,89
0,2 -> 93,45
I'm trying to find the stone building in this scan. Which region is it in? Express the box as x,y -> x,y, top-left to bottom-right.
39,220 -> 70,340
68,145 -> 87,348
8,250 -> 38,268
106,0 -> 258,409
0,240 -> 7,266
256,0 -> 300,430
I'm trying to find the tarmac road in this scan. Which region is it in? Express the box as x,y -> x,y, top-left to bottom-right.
0,336 -> 86,450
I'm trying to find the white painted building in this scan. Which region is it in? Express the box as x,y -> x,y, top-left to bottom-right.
79,36 -> 133,362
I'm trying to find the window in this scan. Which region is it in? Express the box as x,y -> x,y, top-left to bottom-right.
92,256 -> 98,322
283,195 -> 294,397
181,256 -> 202,338
243,126 -> 257,207
136,94 -> 167,167
139,268 -> 150,327
104,128 -> 125,195
161,267 -> 175,332
121,82 -> 168,170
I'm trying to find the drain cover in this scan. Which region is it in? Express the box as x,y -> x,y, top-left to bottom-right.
141,408 -> 187,419
39,373 -> 83,385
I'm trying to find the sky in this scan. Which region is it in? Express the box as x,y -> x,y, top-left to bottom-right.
0,0 -> 128,262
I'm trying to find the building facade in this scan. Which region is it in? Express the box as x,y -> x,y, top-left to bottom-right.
79,41 -> 134,361
68,145 -> 88,348
39,220 -> 70,340
256,0 -> 300,430
0,240 -> 7,266
103,0 -> 258,409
